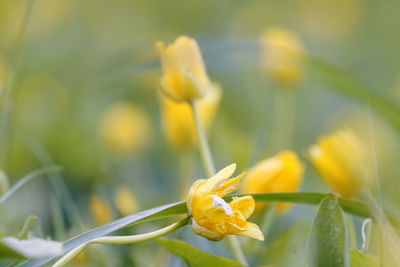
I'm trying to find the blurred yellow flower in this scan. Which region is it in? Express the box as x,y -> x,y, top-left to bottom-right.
187,164 -> 264,241
90,194 -> 112,226
114,186 -> 138,216
161,84 -> 221,148
241,150 -> 304,213
260,27 -> 305,85
99,103 -> 151,154
156,36 -> 212,101
308,129 -> 370,198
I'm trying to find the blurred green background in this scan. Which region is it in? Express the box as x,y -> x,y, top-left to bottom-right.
1,0 -> 400,266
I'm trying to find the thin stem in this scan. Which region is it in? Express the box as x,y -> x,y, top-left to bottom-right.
190,100 -> 215,176
53,217 -> 190,267
189,100 -> 248,266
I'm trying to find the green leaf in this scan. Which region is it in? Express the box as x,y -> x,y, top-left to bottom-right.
350,249 -> 378,267
21,201 -> 186,267
227,192 -> 370,218
0,237 -> 63,259
21,192 -> 369,266
157,238 -> 244,267
0,166 -> 62,205
18,216 -> 41,240
307,57 -> 400,135
308,194 -> 349,267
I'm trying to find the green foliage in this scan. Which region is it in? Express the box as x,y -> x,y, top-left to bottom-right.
20,191 -> 370,266
308,57 -> 400,135
308,194 -> 349,267
21,201 -> 186,266
350,249 -> 379,267
0,167 -> 62,205
157,238 -> 244,267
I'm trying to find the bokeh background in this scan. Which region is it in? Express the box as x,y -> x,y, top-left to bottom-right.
1,0 -> 400,266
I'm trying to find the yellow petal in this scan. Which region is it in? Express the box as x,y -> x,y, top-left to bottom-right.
229,196 -> 255,219
211,172 -> 245,196
238,222 -> 264,241
191,218 -> 225,241
196,164 -> 237,195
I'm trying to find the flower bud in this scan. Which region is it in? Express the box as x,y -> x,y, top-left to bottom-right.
156,36 -> 212,101
161,83 -> 221,148
260,27 -> 305,86
241,150 -> 304,213
308,129 -> 370,198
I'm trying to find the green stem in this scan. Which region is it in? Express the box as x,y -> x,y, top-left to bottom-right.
190,100 -> 248,266
53,217 -> 190,267
190,100 -> 216,176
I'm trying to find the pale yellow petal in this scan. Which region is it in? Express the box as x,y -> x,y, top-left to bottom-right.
196,164 -> 237,195
238,222 -> 264,241
211,172 -> 245,196
229,196 -> 255,219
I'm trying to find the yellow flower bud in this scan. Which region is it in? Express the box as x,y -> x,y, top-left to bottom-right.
308,129 -> 370,198
260,27 -> 305,85
89,194 -> 112,226
99,103 -> 151,154
114,186 -> 138,216
187,164 -> 264,241
156,36 -> 212,101
160,83 -> 221,148
241,150 -> 305,214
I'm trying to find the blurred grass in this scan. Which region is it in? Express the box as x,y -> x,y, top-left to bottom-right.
0,0 -> 400,265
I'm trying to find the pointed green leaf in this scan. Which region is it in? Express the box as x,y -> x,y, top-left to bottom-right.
18,216 -> 41,240
308,194 -> 349,267
350,249 -> 378,267
157,238 -> 244,267
21,201 -> 186,266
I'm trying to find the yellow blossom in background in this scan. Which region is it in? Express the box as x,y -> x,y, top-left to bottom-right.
308,129 -> 370,198
90,194 -> 112,226
241,150 -> 304,214
260,27 -> 305,85
114,186 -> 138,216
187,164 -> 264,241
161,84 -> 221,148
156,36 -> 212,101
99,103 -> 151,154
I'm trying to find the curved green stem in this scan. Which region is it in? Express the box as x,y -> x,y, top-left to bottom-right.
190,100 -> 248,266
53,217 -> 190,267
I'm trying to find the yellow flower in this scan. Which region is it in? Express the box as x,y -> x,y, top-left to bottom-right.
161,84 -> 221,148
260,27 -> 305,85
156,36 -> 212,101
308,129 -> 370,198
187,164 -> 264,241
99,103 -> 151,154
90,194 -> 112,226
114,186 -> 138,216
241,150 -> 304,213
